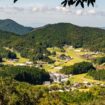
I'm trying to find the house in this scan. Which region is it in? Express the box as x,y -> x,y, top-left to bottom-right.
15,63 -> 27,66
25,61 -> 33,65
61,78 -> 68,82
58,90 -> 64,92
68,46 -> 73,49
75,49 -> 81,52
81,54 -> 93,60
83,81 -> 93,88
43,81 -> 51,85
35,64 -> 43,68
100,84 -> 105,87
54,66 -> 63,70
9,59 -> 19,63
35,61 -> 48,68
50,73 -> 69,83
73,83 -> 82,88
59,54 -> 72,61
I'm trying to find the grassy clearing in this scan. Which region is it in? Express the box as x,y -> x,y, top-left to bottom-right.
15,51 -> 29,63
70,73 -> 105,84
3,47 -> 29,65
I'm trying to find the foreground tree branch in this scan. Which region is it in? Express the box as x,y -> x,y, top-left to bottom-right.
61,0 -> 96,8
13,0 -> 96,8
14,0 -> 18,3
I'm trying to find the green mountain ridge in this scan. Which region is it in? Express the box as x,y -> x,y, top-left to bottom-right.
24,23 -> 105,51
0,19 -> 33,35
0,22 -> 105,60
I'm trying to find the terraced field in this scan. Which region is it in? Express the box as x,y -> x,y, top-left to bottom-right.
44,46 -> 103,72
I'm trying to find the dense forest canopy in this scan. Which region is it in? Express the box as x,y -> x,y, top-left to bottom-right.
88,70 -> 105,81
60,62 -> 95,74
0,66 -> 50,85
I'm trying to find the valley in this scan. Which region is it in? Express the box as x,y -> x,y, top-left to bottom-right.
0,21 -> 105,105
1,45 -> 104,72
1,46 -> 105,86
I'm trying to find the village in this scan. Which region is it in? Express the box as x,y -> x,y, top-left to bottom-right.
1,46 -> 105,93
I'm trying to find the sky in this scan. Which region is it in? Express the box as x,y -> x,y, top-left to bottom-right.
0,0 -> 105,27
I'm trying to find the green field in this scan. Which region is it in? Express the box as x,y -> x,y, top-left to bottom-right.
44,46 -> 103,72
3,47 -> 29,65
2,46 -> 104,73
70,73 -> 105,84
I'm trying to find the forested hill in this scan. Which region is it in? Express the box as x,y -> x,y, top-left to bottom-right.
23,23 -> 105,52
0,19 -> 33,35
0,29 -> 22,48
0,22 -> 105,59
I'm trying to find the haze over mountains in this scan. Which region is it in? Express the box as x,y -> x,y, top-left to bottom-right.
101,27 -> 105,30
0,18 -> 104,35
0,19 -> 33,35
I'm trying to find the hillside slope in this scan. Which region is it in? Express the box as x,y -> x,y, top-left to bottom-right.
24,23 -> 105,52
0,23 -> 105,60
0,19 -> 33,35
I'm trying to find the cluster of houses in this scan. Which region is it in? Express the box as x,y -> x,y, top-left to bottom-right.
43,73 -> 74,86
50,73 -> 70,83
8,59 -> 49,68
70,81 -> 105,91
48,81 -> 105,92
35,61 -> 48,68
80,53 -> 98,60
44,72 -> 105,92
43,73 -> 71,85
14,61 -> 33,66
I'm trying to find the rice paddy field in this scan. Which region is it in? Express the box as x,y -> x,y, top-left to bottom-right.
44,46 -> 104,72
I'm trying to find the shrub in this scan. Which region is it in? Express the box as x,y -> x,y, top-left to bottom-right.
88,70 -> 105,81
93,57 -> 105,65
61,62 -> 95,75
8,51 -> 17,59
0,66 -> 50,85
0,56 -> 3,62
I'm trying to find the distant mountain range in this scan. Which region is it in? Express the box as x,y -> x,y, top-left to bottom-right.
0,22 -> 105,51
0,19 -> 33,35
101,27 -> 105,30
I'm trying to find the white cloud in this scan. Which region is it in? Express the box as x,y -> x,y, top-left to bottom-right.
31,6 -> 71,13
76,10 -> 83,15
32,6 -> 49,12
31,6 -> 105,17
87,9 -> 96,14
0,5 -> 105,17
55,6 -> 70,12
0,6 -> 24,13
75,9 -> 97,16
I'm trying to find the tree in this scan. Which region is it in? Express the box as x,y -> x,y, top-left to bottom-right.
8,51 -> 17,59
0,56 -> 2,62
14,0 -> 96,8
61,62 -> 95,74
93,57 -> 105,65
